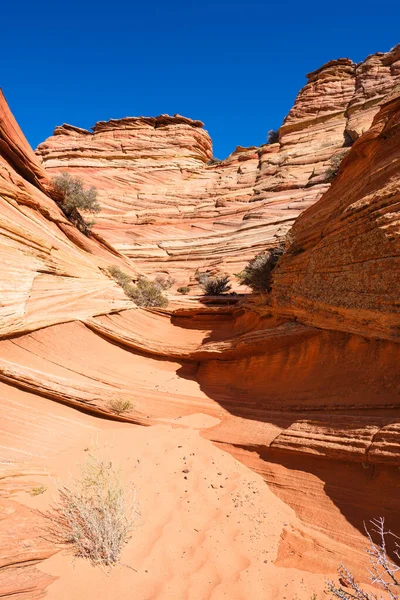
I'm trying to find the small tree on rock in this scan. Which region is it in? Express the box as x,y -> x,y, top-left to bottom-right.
53,173 -> 101,235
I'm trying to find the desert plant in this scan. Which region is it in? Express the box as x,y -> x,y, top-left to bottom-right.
207,157 -> 222,165
236,246 -> 285,292
325,150 -> 349,182
108,399 -> 133,415
267,129 -> 279,144
199,274 -> 231,295
53,173 -> 101,235
30,485 -> 47,496
107,265 -> 132,288
327,518 -> 400,599
154,275 -> 175,290
107,267 -> 168,308
127,278 -> 168,308
177,286 -> 190,295
43,455 -> 137,567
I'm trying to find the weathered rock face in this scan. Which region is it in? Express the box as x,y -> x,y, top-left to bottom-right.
35,45 -> 400,282
0,90 -> 136,337
272,86 -> 400,342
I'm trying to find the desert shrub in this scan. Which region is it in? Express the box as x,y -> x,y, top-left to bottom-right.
267,129 -> 280,144
177,286 -> 190,295
107,265 -> 132,288
236,246 -> 285,292
43,455 -> 137,567
107,267 -> 168,308
327,518 -> 400,599
127,278 -> 168,308
154,275 -> 175,290
30,485 -> 47,496
108,399 -> 133,415
199,274 -> 231,295
325,150 -> 349,181
53,173 -> 101,235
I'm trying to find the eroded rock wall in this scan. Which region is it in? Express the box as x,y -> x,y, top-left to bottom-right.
272,87 -> 400,342
36,45 -> 400,282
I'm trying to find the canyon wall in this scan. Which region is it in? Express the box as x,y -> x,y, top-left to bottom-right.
36,45 -> 400,283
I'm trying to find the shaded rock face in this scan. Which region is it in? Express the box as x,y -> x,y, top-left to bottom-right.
0,45 -> 400,600
272,87 -> 400,342
36,45 -> 400,282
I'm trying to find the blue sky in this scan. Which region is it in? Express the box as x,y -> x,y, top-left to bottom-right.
1,0 -> 399,158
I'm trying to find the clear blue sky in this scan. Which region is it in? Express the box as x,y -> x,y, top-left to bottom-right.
1,0 -> 399,158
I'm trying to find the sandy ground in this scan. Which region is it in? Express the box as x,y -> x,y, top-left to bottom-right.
15,413 -> 327,600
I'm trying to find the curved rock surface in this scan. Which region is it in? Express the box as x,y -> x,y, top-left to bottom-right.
0,90 -> 137,337
36,45 -> 400,283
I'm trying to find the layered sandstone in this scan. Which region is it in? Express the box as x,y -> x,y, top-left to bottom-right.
272,86 -> 400,342
35,46 -> 400,284
0,90 -> 137,337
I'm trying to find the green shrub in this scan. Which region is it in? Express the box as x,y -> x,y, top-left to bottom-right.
199,274 -> 231,295
126,278 -> 168,308
108,265 -> 169,308
236,246 -> 285,292
53,173 -> 101,235
177,286 -> 190,295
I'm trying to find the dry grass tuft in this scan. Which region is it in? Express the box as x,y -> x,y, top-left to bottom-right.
43,456 -> 138,567
108,399 -> 133,415
30,485 -> 47,496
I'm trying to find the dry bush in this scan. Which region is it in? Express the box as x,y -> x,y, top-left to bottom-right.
127,278 -> 169,308
267,129 -> 279,144
53,173 -> 101,235
177,286 -> 190,295
236,246 -> 285,292
107,266 -> 168,308
207,157 -> 222,165
108,399 -> 133,415
327,518 -> 400,599
154,275 -> 175,290
30,485 -> 47,496
325,150 -> 349,181
199,274 -> 231,295
43,456 -> 137,567
107,265 -> 132,288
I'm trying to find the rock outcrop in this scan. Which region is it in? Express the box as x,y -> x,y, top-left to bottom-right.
36,46 -> 400,284
272,86 -> 400,342
0,90 -> 137,337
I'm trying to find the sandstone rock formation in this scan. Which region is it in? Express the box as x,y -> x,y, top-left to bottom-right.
1,45 -> 400,600
0,90 -> 137,337
36,45 -> 400,284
